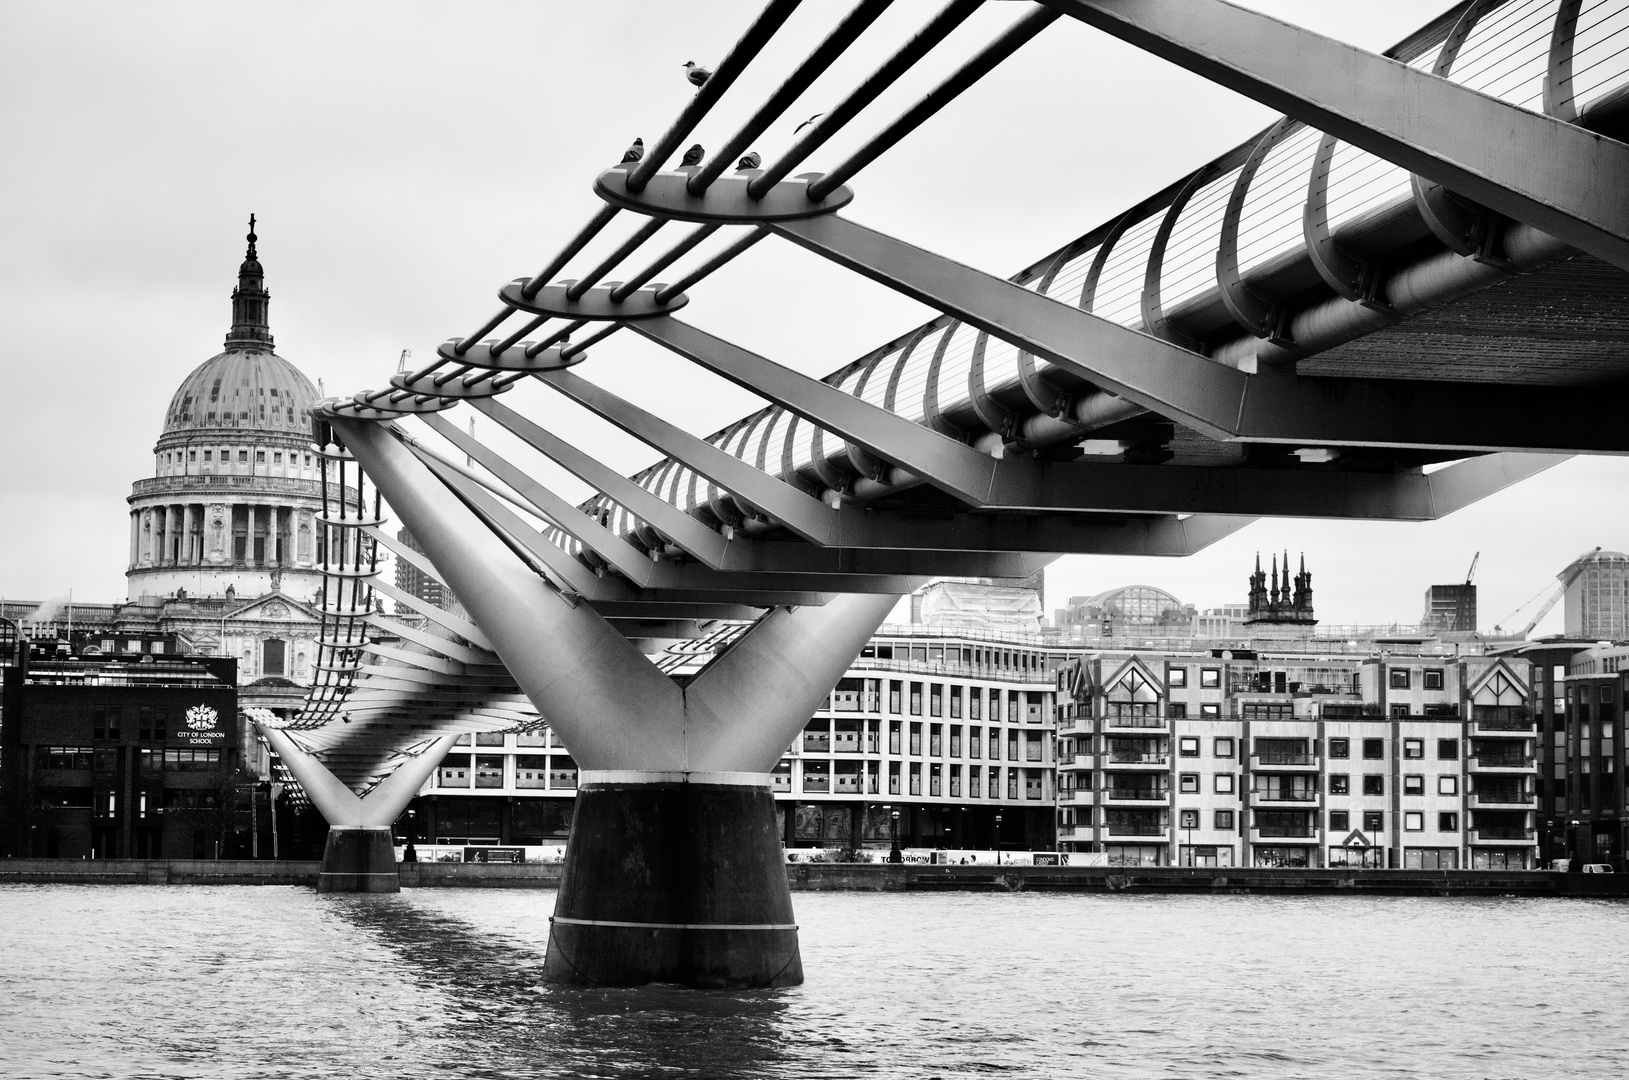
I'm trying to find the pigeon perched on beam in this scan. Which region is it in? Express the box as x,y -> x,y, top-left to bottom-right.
682,61 -> 712,87
736,151 -> 761,170
681,143 -> 705,167
621,138 -> 644,164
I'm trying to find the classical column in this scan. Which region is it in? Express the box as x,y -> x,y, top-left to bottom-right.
246,504 -> 258,567
163,505 -> 177,566
128,512 -> 139,570
181,505 -> 196,566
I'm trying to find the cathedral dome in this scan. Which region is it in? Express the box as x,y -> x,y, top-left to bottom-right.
159,215 -> 316,439
163,350 -> 316,436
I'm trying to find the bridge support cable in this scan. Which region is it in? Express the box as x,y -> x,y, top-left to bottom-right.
331,414 -> 904,988
768,213 -> 1629,452
1041,0 -> 1629,271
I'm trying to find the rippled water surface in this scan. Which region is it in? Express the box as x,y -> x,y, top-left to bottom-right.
1,885 -> 1626,1078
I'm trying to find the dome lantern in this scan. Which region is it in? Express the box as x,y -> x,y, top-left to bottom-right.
225,213 -> 274,351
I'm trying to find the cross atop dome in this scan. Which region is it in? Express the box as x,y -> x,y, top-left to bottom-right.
226,213 -> 274,351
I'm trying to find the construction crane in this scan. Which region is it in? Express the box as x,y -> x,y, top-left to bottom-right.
1495,547 -> 1602,637
1455,553 -> 1479,631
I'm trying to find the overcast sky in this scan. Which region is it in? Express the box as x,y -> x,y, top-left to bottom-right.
1,1 -> 1621,635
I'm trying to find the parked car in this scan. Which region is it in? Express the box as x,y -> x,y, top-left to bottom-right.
1582,863 -> 1614,873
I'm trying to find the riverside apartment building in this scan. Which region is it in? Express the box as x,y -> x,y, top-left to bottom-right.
1054,648 -> 1539,870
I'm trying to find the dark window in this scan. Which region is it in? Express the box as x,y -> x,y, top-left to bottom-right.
1329,774 -> 1349,795
1390,669 -> 1410,690
1167,703 -> 1187,719
1363,810 -> 1384,831
1214,810 -> 1234,830
1424,669 -> 1444,690
263,638 -> 286,677
1439,812 -> 1459,832
1437,739 -> 1459,760
1362,738 -> 1385,760
1329,810 -> 1350,831
1329,738 -> 1350,759
1362,775 -> 1385,796
1178,809 -> 1199,829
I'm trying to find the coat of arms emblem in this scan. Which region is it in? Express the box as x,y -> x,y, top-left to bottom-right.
185,704 -> 218,731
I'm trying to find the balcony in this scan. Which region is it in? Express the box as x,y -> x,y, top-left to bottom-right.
1471,827 -> 1534,842
1471,716 -> 1534,732
1253,826 -> 1316,839
1468,755 -> 1532,771
1105,788 -> 1169,802
1468,791 -> 1534,807
1105,715 -> 1167,729
1108,824 -> 1168,837
1107,752 -> 1168,766
802,776 -> 830,793
1252,753 -> 1318,769
1254,790 -> 1319,803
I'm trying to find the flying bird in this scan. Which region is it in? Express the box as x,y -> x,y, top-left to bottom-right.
794,112 -> 824,134
681,143 -> 705,167
621,137 -> 644,164
736,151 -> 761,170
683,61 -> 712,87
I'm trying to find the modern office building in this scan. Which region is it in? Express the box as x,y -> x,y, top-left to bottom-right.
1563,550 -> 1629,640
1054,643 -> 1538,870
1423,583 -> 1478,634
0,620 -> 240,859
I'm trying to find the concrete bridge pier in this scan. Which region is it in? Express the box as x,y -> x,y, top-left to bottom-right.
332,417 -> 897,987
254,722 -> 457,894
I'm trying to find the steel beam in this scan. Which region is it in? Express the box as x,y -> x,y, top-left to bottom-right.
770,214 -> 1629,452
1042,0 -> 1629,271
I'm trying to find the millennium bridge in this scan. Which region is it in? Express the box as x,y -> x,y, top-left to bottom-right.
253,0 -> 1629,988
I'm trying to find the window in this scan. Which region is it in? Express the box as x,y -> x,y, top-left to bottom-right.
203,450 -> 212,462
1404,811 -> 1424,831
1363,810 -> 1384,831
1178,809 -> 1200,829
1403,775 -> 1425,796
1362,775 -> 1385,796
1178,737 -> 1200,757
187,450 -> 196,462
1200,703 -> 1220,718
1180,773 -> 1200,793
1437,739 -> 1459,760
1390,669 -> 1410,690
909,723 -> 922,756
888,681 -> 901,713
1214,810 -> 1234,830
1424,669 -> 1444,690
1329,810 -> 1350,831
1168,667 -> 1188,688
1437,775 -> 1458,796
1167,703 -> 1187,719
1329,774 -> 1349,795
238,449 -> 248,462
1200,668 -> 1221,688
1403,738 -> 1424,759
1329,738 -> 1350,759
909,683 -> 922,716
1214,774 -> 1235,794
254,450 -> 265,464
1362,738 -> 1385,760
1214,737 -> 1235,758
273,451 -> 283,465
1438,812 -> 1459,832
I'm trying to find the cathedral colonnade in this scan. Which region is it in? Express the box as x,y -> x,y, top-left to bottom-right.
128,503 -> 318,570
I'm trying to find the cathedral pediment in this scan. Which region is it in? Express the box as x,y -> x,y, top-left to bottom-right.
222,592 -> 319,624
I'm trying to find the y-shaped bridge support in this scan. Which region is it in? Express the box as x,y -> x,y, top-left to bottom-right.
255,723 -> 458,893
332,417 -> 897,987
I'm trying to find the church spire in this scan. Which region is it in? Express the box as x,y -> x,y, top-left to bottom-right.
225,214 -> 274,351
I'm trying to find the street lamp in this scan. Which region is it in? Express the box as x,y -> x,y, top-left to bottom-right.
889,808 -> 901,863
995,812 -> 1004,864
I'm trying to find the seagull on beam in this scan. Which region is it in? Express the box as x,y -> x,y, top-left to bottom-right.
682,61 -> 712,87
681,143 -> 705,167
621,138 -> 644,164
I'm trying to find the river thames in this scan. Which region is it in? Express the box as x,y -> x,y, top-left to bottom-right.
1,885 -> 1624,1078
